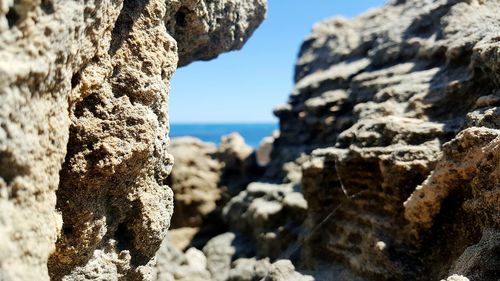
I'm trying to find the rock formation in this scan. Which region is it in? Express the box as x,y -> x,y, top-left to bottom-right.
162,0 -> 500,280
2,0 -> 500,280
270,0 -> 500,280
0,0 -> 266,280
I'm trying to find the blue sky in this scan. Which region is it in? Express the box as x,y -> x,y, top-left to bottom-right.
170,0 -> 385,124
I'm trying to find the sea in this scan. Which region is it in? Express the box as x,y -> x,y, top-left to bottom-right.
170,123 -> 278,148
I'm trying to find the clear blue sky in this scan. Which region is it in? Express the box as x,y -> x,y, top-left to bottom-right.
170,0 -> 385,124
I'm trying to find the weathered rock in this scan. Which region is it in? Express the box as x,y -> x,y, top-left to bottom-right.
441,275 -> 469,281
223,182 -> 308,259
218,133 -> 262,196
166,0 -> 267,67
266,0 -> 500,280
227,258 -> 272,281
0,0 -> 266,280
263,260 -> 313,281
202,232 -> 255,281
153,239 -> 211,281
256,131 -> 278,166
167,137 -> 222,229
165,134 -> 260,251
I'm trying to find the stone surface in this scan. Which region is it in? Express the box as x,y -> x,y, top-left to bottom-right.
153,238 -> 211,281
3,0 -> 500,280
263,260 -> 313,281
166,134 -> 260,250
267,0 -> 500,280
223,182 -> 308,259
167,137 -> 222,229
166,0 -> 267,67
202,232 -> 255,281
227,258 -> 272,281
156,0 -> 500,280
217,133 -> 261,196
0,0 -> 266,280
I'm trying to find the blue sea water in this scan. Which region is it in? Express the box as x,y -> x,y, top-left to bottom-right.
170,123 -> 278,148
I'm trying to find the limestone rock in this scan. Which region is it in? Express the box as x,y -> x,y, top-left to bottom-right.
266,0 -> 500,280
227,258 -> 272,281
0,0 -> 266,280
218,133 -> 261,196
167,137 -> 222,229
166,134 -> 260,250
441,275 -> 469,281
256,131 -> 279,166
202,232 -> 255,281
153,239 -> 211,281
166,0 -> 267,67
223,182 -> 308,259
263,260 -> 313,281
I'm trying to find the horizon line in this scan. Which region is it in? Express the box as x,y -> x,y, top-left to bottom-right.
171,121 -> 278,125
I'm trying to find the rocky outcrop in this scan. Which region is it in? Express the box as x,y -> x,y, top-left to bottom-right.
156,1 -> 500,280
167,137 -> 222,229
0,1 -> 266,280
223,182 -> 308,260
267,0 -> 500,280
165,134 -> 260,249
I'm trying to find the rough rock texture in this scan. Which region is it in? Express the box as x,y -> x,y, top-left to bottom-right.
217,133 -> 261,196
152,0 -> 500,280
165,134 -> 260,250
0,0 -> 266,280
153,232 -> 308,281
263,260 -> 314,281
265,0 -> 500,280
167,137 -> 222,229
153,239 -> 211,281
223,182 -> 308,260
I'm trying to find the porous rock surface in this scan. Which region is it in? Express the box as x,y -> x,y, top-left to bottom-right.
0,0 -> 266,280
167,137 -> 222,229
267,0 -> 500,280
165,133 -> 259,250
158,1 -> 500,280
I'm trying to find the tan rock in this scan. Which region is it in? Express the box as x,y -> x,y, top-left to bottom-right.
0,0 -> 266,280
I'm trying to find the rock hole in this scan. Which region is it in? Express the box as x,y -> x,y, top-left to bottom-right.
6,7 -> 20,28
175,8 -> 188,28
0,151 -> 27,186
115,222 -> 134,251
41,0 -> 55,14
71,72 -> 81,89
73,93 -> 104,118
62,225 -> 73,236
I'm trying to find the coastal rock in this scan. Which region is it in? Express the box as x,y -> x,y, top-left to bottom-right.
202,232 -> 255,281
227,258 -> 272,281
217,133 -> 262,196
167,137 -> 222,229
263,260 -> 313,281
153,239 -> 211,281
267,0 -> 500,280
165,134 -> 259,249
223,182 -> 308,259
0,0 -> 266,280
256,131 -> 278,166
167,0 -> 267,67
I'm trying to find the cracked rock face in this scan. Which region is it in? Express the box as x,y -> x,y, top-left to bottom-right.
267,0 -> 500,280
0,0 -> 266,280
158,2 -> 500,280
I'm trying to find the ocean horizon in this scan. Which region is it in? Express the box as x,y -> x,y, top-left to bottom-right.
170,123 -> 278,148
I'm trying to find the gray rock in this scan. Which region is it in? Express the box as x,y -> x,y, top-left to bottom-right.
263,260 -> 314,281
223,182 -> 307,259
227,258 -> 272,281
